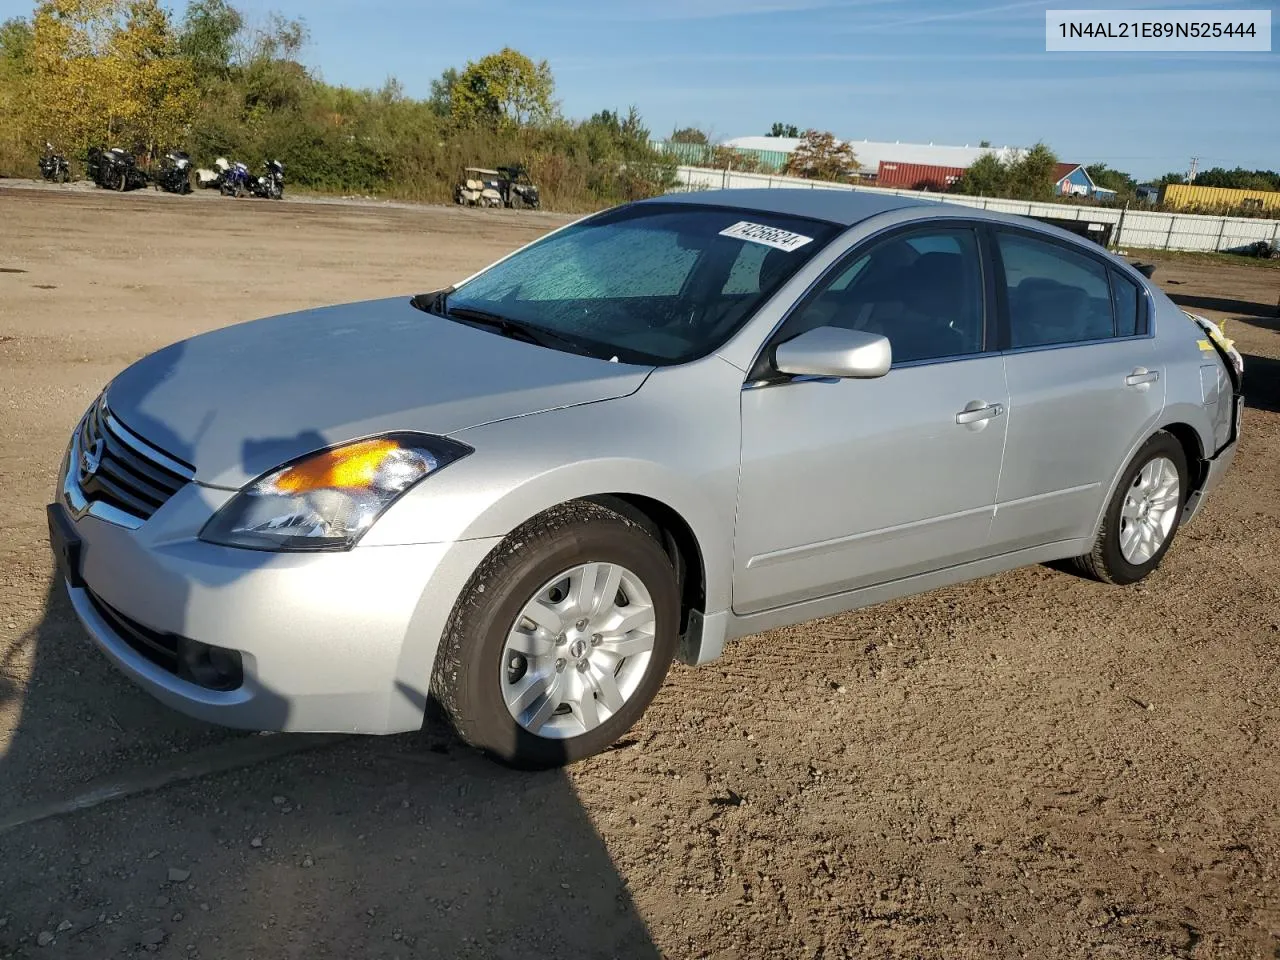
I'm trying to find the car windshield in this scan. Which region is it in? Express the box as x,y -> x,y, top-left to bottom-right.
442,202 -> 840,365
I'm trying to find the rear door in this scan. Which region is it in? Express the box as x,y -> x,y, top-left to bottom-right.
988,228 -> 1165,552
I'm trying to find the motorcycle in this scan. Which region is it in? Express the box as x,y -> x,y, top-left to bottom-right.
152,150 -> 193,195
97,147 -> 147,191
218,159 -> 253,197
249,159 -> 285,200
85,146 -> 106,187
38,143 -> 71,183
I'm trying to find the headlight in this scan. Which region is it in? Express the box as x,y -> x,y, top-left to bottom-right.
200,433 -> 471,551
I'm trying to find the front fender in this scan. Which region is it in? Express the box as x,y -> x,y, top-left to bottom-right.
361,357 -> 746,617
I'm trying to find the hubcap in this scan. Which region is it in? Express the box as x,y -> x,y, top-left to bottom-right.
1119,455 -> 1180,565
500,562 -> 656,739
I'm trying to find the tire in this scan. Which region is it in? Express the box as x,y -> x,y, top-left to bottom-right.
432,500 -> 680,769
1074,431 -> 1188,585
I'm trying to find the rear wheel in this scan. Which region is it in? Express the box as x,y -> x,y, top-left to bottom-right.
1074,432 -> 1187,585
432,501 -> 679,768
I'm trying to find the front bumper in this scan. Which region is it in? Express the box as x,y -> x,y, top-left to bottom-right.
53,482 -> 499,734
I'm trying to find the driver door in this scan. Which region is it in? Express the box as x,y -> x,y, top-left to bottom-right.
733,224 -> 1009,614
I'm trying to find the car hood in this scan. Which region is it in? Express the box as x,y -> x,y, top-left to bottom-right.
104,297 -> 652,489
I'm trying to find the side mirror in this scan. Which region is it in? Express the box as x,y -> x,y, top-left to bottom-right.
774,326 -> 892,379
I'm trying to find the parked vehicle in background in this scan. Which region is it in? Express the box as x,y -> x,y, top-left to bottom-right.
454,167 -> 505,207
219,160 -> 253,197
38,142 -> 71,183
47,189 -> 1244,769
194,166 -> 220,189
249,160 -> 285,200
152,151 -> 193,195
85,146 -> 107,187
497,164 -> 540,209
96,148 -> 148,192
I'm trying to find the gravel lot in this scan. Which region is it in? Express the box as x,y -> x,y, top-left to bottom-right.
1,182 -> 1277,959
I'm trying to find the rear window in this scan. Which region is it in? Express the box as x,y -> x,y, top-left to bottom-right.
1110,270 -> 1142,336
997,232 -> 1115,347
447,203 -> 841,364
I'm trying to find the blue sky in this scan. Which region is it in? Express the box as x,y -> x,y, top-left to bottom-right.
4,0 -> 1276,178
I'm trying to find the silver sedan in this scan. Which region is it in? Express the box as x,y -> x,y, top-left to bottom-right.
48,189 -> 1244,767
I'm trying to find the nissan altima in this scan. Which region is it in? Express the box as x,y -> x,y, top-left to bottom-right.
48,189 -> 1244,767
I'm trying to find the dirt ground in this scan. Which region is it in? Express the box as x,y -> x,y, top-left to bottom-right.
1,182 -> 1278,960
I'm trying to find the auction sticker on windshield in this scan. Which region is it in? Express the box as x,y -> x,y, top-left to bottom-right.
719,221 -> 814,252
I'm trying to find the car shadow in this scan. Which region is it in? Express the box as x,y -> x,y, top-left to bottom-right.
1168,292 -> 1279,320
1,413 -> 660,958
1241,354 -> 1280,413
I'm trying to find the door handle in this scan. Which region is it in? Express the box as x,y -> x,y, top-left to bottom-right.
955,402 -> 1004,425
1126,368 -> 1159,387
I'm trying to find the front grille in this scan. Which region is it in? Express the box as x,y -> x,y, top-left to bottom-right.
86,590 -> 243,691
77,402 -> 194,523
87,590 -> 180,672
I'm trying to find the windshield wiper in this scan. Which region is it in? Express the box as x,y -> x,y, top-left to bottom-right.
444,305 -> 593,356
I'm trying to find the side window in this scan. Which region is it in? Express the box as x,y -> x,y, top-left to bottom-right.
997,232 -> 1114,347
779,227 -> 985,364
1110,270 -> 1142,336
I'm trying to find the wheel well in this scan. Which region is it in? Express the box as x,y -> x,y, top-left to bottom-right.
1159,422 -> 1207,494
584,494 -> 706,634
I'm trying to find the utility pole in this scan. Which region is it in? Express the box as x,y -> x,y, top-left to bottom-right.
1187,156 -> 1199,183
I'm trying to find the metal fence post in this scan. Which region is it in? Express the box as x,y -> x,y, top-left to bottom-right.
1215,217 -> 1228,252
1165,216 -> 1177,251
1113,201 -> 1128,250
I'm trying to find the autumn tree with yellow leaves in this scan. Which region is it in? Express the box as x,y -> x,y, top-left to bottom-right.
23,0 -> 194,158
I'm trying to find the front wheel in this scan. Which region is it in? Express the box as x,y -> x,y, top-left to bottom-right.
1074,432 -> 1188,585
432,501 -> 680,768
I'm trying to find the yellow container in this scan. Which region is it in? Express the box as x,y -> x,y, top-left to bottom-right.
1161,183 -> 1280,212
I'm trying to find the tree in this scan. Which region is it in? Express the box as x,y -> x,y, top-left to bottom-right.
1004,142 -> 1057,201
978,139 -> 991,147
1193,166 -> 1280,191
113,0 -> 198,156
670,126 -> 708,144
712,145 -> 762,172
178,0 -> 241,84
1085,163 -> 1137,197
21,0 -> 196,158
0,16 -> 32,67
768,121 -> 799,137
428,66 -> 458,118
782,129 -> 856,181
1156,171 -> 1187,186
953,152 -> 1006,195
451,47 -> 554,128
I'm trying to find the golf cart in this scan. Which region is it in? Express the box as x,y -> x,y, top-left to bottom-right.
496,164 -> 541,209
454,168 -> 504,208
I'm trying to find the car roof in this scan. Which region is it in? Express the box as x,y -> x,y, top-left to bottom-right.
645,187 -> 938,226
